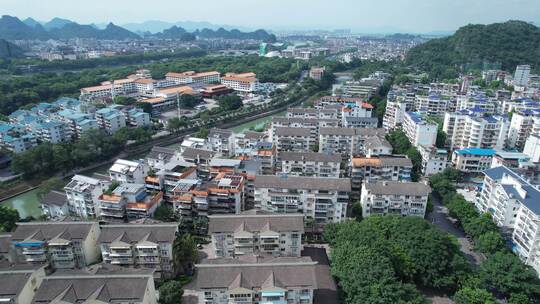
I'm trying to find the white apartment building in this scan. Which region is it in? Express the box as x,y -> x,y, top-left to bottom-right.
443,110 -> 510,150
524,134 -> 540,163
98,224 -> 178,277
476,166 -> 540,275
360,180 -> 431,217
254,175 -> 351,227
207,128 -> 235,157
452,148 -> 496,173
402,112 -> 438,146
221,72 -> 259,92
508,110 -> 540,150
383,90 -> 415,130
208,214 -> 304,258
514,65 -> 531,87
319,127 -> 387,157
196,258 -> 317,304
109,159 -> 147,184
414,93 -> 449,116
279,151 -> 342,178
455,94 -> 497,113
10,222 -> 100,269
418,145 -> 449,176
269,117 -> 339,143
64,174 -> 110,218
350,156 -> 412,195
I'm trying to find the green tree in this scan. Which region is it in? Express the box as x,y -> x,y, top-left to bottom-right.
194,127 -> 209,139
351,202 -> 363,221
153,205 -> 177,222
475,231 -> 505,255
454,287 -> 496,304
158,280 -> 184,304
0,205 -> 20,232
113,96 -> 136,105
217,94 -> 243,111
173,234 -> 198,275
480,251 -> 540,298
36,177 -> 65,200
509,293 -> 534,304
167,117 -> 187,134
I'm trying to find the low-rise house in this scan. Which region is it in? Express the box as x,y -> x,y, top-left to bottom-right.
109,159 -> 147,184
207,128 -> 235,157
97,183 -> 162,222
98,224 -> 178,277
254,175 -> 351,227
360,180 -> 431,217
10,222 -> 100,269
208,214 -> 304,258
279,151 -> 342,178
40,191 -> 68,220
181,147 -> 216,179
195,257 -> 317,304
33,272 -> 157,304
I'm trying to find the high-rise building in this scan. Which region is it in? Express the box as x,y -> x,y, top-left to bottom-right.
514,65 -> 531,87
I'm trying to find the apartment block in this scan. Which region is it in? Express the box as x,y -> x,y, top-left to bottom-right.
33,273 -> 157,304
418,145 -> 449,176
350,156 -> 412,194
402,112 -> 437,146
208,128 -> 235,157
319,127 -> 386,158
508,109 -> 540,150
443,109 -> 510,150
0,265 -> 45,304
11,222 -> 100,269
208,214 -> 304,258
221,72 -> 259,92
524,135 -> 540,163
269,117 -> 339,143
165,71 -> 221,85
476,166 -> 540,275
95,107 -> 126,134
452,148 -> 496,173
254,175 -> 351,227
40,190 -> 69,220
98,224 -> 177,277
279,151 -> 342,178
64,175 -> 111,218
274,127 -> 316,153
196,257 -> 317,304
97,183 -> 162,222
414,93 -> 449,116
360,181 -> 431,217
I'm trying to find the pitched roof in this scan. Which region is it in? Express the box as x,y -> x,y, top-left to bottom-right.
98,224 -> 178,244
274,127 -> 311,137
11,222 -> 95,243
208,214 -> 304,233
40,190 -> 67,207
363,181 -> 431,196
279,151 -> 341,163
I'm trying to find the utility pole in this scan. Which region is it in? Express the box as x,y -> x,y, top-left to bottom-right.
176,92 -> 181,119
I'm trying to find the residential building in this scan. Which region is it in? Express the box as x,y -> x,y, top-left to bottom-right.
524,135 -> 540,163
279,151 -> 342,178
274,127 -> 316,153
95,107 -> 126,134
414,93 -> 449,116
190,173 -> 245,216
109,159 -> 147,184
208,214 -> 304,258
11,222 -> 100,269
319,127 -> 386,158
360,180 -> 431,217
64,175 -> 110,218
40,191 -> 69,220
0,265 -> 45,304
207,128 -> 234,156
452,148 -> 496,173
165,71 -> 220,85
342,116 -> 378,128
476,166 -> 540,274
98,224 -> 177,277
33,273 -> 157,304
418,145 -> 449,176
350,156 -> 413,194
254,175 -> 351,227
181,147 -> 216,179
233,131 -> 266,156
507,110 -> 540,150
514,65 -> 531,87
443,109 -> 510,150
309,67 -> 325,80
145,146 -> 180,169
195,257 -> 317,304
97,183 -> 162,222
491,150 -> 533,169
402,112 -> 438,146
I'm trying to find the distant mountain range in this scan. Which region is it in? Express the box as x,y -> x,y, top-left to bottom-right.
121,20 -> 252,34
0,15 -> 275,42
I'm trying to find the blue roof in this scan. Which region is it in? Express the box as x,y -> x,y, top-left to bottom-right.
484,166 -> 540,215
406,112 -> 423,123
455,148 -> 496,156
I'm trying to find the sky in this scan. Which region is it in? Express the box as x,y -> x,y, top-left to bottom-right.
2,0 -> 540,33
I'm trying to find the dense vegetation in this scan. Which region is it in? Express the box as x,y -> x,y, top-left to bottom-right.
429,168 -> 540,302
386,129 -> 422,181
407,21 -> 540,78
0,205 -> 20,232
324,216 -> 470,303
193,27 -> 276,42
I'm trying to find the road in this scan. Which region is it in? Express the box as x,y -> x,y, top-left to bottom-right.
427,195 -> 485,267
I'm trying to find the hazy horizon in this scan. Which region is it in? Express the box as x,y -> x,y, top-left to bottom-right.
3,0 -> 540,33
